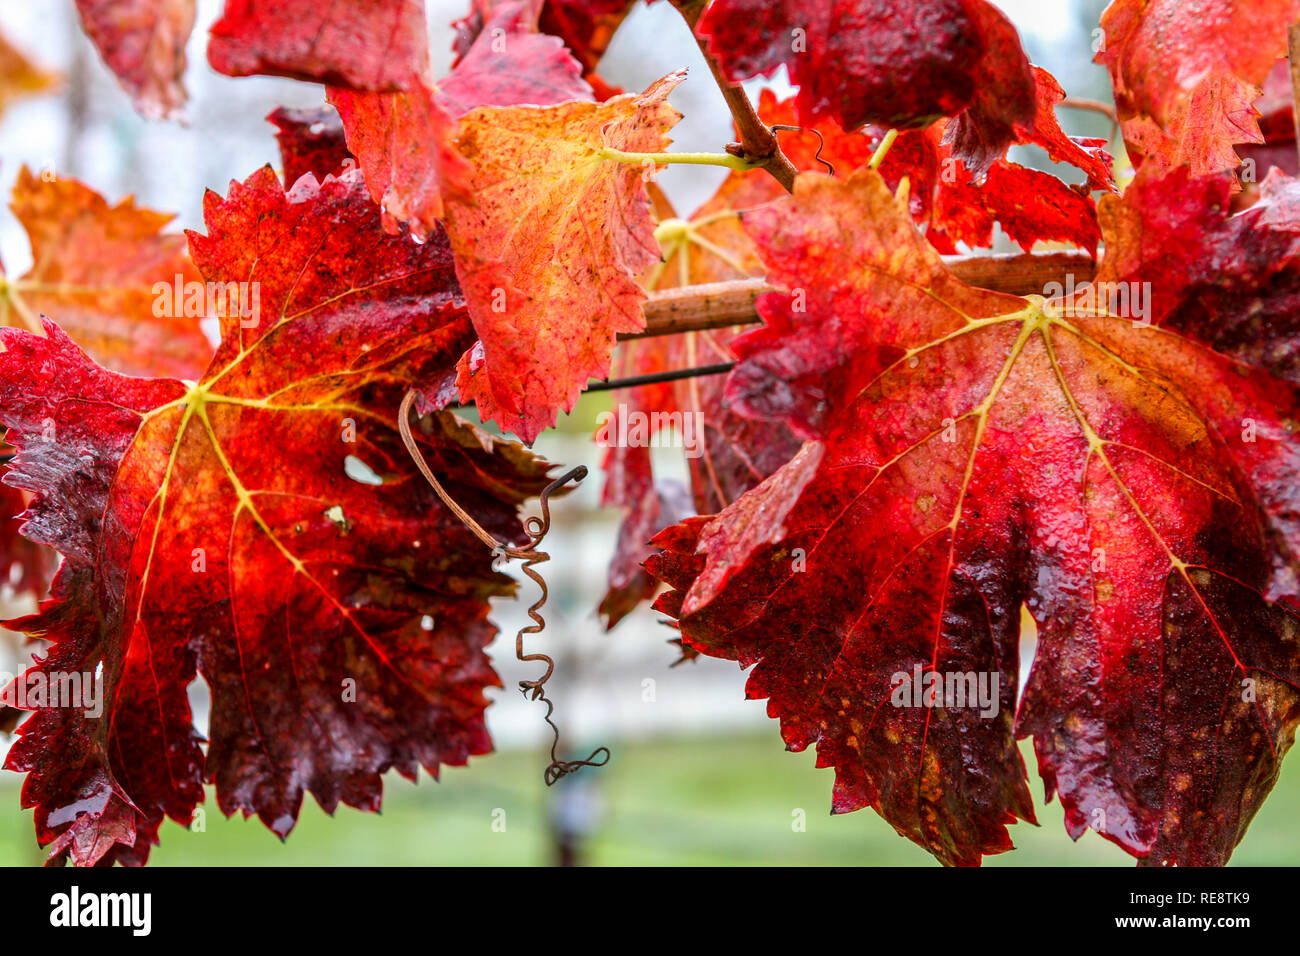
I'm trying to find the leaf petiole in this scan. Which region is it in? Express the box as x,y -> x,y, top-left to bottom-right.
869,129 -> 899,169
597,147 -> 759,171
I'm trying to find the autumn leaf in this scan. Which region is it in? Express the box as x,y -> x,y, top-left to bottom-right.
597,430 -> 692,629
328,88 -> 462,239
208,0 -> 428,90
329,0 -> 593,239
537,0 -> 640,73
875,67 -> 1114,256
921,144 -> 1105,255
695,0 -> 1035,142
0,166 -> 213,380
1238,61 -> 1298,190
647,167 -> 1300,866
453,0 -> 640,76
269,105 -> 355,185
600,78 -> 1105,626
1017,67 -> 1115,192
0,167 -> 555,866
74,0 -> 194,119
660,90 -> 879,282
1098,163 -> 1300,391
0,484 -> 55,599
598,329 -> 689,626
0,167 -> 211,602
936,0 -> 1036,177
0,28 -> 56,118
436,3 -> 593,115
438,71 -> 682,443
678,77 -> 1110,264
1097,0 -> 1300,177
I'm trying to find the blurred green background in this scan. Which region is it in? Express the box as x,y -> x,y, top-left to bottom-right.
4,732 -> 1293,866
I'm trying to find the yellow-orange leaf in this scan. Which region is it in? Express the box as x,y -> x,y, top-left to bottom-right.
0,167 -> 212,379
0,29 -> 55,118
437,71 -> 684,443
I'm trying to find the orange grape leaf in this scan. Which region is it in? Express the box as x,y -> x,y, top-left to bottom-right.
437,71 -> 683,443
0,28 -> 56,118
0,166 -> 212,380
0,168 -> 211,601
328,0 -> 592,239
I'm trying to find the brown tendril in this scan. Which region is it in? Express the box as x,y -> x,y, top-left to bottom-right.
397,391 -> 610,785
770,124 -> 834,175
1058,97 -> 1120,142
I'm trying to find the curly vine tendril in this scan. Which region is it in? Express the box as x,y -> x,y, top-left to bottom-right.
770,124 -> 834,175
397,391 -> 610,785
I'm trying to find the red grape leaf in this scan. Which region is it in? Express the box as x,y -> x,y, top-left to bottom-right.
597,433 -> 692,629
647,167 -> 1300,865
1098,163 -> 1300,385
0,29 -> 56,118
696,0 -> 1034,141
926,149 -> 1103,255
1238,61 -> 1298,188
874,125 -> 1101,257
0,484 -> 55,599
0,166 -> 213,380
638,101 -> 836,489
433,1 -> 592,116
873,65 -> 1115,258
596,179 -> 696,626
453,0 -> 641,76
269,105 -> 356,184
437,71 -> 682,443
329,0 -> 592,239
600,77 -> 1104,625
328,86 -> 462,239
74,0 -> 194,118
208,0 -> 428,90
538,0 -> 639,73
1097,0 -> 1300,177
1018,67 -> 1115,192
938,0 -> 1036,178
0,167 -> 554,866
